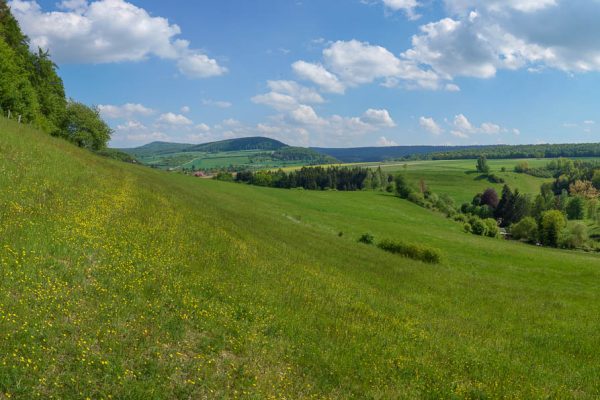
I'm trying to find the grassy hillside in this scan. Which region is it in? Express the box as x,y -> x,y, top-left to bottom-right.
382,159 -> 556,204
1,118 -> 600,399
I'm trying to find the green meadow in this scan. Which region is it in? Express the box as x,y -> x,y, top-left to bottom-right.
1,119 -> 600,399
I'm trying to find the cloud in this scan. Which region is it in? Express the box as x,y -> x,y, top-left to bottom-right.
9,0 -> 226,78
294,40 -> 444,92
292,61 -> 346,94
157,112 -> 193,126
382,0 -> 420,19
177,52 -> 227,78
377,136 -> 399,146
405,0 -> 600,83
195,123 -> 210,132
449,114 -> 513,138
444,0 -> 557,15
419,116 -> 443,135
201,99 -> 232,108
125,131 -> 170,143
180,106 -> 190,113
98,103 -> 154,119
361,109 -> 396,128
252,80 -> 324,111
115,120 -> 147,132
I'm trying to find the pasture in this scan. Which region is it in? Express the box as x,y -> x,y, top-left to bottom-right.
1,119 -> 599,399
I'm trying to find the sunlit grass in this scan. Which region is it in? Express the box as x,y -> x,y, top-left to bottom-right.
1,118 -> 599,399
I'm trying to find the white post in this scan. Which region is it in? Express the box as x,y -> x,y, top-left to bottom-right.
18,115 -> 22,124
7,110 -> 11,119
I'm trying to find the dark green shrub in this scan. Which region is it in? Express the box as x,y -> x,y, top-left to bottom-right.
394,174 -> 413,199
358,233 -> 375,245
566,196 -> 585,220
377,240 -> 441,264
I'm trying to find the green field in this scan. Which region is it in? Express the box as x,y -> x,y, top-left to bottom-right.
2,119 -> 600,399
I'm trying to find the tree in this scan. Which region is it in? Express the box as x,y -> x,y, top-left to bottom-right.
569,180 -> 599,199
0,38 -> 40,122
476,155 -> 490,174
592,170 -> 600,190
480,188 -> 499,209
566,196 -> 585,220
588,198 -> 598,220
61,101 -> 112,150
510,217 -> 538,243
539,210 -> 567,247
394,174 -> 413,199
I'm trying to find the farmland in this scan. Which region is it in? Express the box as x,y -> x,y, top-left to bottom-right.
2,118 -> 600,399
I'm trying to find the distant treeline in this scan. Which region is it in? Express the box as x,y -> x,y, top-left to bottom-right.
410,143 -> 600,161
234,166 -> 392,191
271,147 -> 338,164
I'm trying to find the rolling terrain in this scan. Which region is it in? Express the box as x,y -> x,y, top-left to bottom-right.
121,137 -> 337,171
1,118 -> 600,399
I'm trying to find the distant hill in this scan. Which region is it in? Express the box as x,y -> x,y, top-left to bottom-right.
313,142 -> 600,163
121,141 -> 194,157
186,137 -> 287,153
119,137 -> 335,170
312,146 -> 477,163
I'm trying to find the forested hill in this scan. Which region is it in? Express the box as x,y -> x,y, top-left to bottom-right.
314,142 -> 600,163
421,143 -> 600,160
186,137 -> 287,152
121,141 -> 195,157
312,146 -> 477,163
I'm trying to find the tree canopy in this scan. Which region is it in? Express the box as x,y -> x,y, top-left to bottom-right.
0,1 -> 110,148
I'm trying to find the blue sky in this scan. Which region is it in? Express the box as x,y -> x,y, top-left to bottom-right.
8,0 -> 600,147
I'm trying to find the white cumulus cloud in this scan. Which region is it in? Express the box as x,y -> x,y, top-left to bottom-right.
98,103 -> 155,119
419,117 -> 443,135
9,0 -> 226,78
157,112 -> 193,126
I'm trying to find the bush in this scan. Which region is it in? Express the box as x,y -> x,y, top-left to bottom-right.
559,223 -> 588,249
463,223 -> 472,233
470,217 -> 488,236
540,210 -> 567,247
510,217 -> 538,242
377,240 -> 441,264
394,174 -> 413,198
514,161 -> 530,173
358,233 -> 375,245
487,174 -> 505,184
483,218 -> 499,238
407,191 -> 426,207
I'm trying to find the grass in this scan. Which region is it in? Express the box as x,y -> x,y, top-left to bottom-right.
1,118 -> 600,399
134,149 -> 320,171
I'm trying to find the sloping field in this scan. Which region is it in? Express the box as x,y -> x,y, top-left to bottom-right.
1,119 -> 599,399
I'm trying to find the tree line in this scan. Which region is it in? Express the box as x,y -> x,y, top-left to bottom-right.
231,166 -> 392,191
404,143 -> 600,161
0,1 -> 111,150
